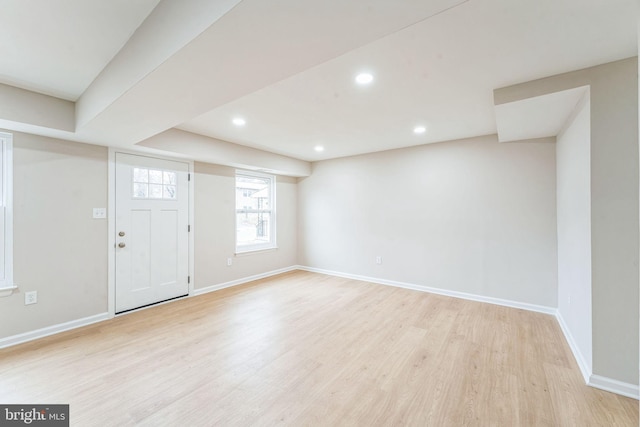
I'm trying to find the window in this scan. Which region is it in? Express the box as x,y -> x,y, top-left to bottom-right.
132,167 -> 177,200
0,132 -> 13,293
236,170 -> 276,253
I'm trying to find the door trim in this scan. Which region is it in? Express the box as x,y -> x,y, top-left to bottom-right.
107,148 -> 195,317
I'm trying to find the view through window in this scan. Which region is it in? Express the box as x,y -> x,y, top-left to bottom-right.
235,171 -> 276,252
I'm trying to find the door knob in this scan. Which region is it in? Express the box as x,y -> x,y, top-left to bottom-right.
118,242 -> 126,248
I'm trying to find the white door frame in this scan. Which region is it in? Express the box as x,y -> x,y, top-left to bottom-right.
107,148 -> 195,317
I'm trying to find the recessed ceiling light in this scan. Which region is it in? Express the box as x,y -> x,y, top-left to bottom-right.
314,145 -> 325,152
232,117 -> 246,126
355,73 -> 374,85
413,125 -> 427,134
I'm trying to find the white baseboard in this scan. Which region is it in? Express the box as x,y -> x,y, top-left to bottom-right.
556,313 -> 639,400
192,266 -> 298,296
555,311 -> 591,383
589,375 -> 639,400
0,312 -> 111,349
296,266 -> 556,315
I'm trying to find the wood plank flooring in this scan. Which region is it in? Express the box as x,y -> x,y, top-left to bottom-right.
0,271 -> 637,426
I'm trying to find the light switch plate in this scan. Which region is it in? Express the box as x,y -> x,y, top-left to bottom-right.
93,208 -> 107,219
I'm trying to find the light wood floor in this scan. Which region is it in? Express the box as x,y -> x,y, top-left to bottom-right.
0,271 -> 637,426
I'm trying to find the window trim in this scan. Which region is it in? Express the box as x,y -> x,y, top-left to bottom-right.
235,170 -> 277,254
0,132 -> 14,296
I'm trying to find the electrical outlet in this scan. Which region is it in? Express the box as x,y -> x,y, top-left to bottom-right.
25,291 -> 37,305
92,208 -> 107,219
227,257 -> 233,266
376,256 -> 382,265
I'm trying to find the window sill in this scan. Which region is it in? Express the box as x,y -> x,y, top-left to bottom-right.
235,246 -> 278,256
0,285 -> 17,298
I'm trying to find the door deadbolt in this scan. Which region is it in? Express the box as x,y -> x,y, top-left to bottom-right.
119,231 -> 125,237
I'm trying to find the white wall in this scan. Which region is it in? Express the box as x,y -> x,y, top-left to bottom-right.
495,57 -> 639,387
298,134 -> 558,308
588,59 -> 639,386
556,97 -> 592,375
0,132 -> 108,339
194,162 -> 297,288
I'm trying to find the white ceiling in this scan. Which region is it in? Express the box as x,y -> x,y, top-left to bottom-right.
0,0 -> 161,100
0,0 -> 636,164
178,0 -> 636,161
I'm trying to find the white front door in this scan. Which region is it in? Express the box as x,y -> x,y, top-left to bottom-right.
115,152 -> 189,313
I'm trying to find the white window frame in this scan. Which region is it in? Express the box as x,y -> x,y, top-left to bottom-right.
0,132 -> 14,295
235,170 -> 276,254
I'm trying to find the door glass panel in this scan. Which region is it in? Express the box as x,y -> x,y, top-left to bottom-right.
133,168 -> 148,183
163,171 -> 177,185
149,184 -> 163,199
133,183 -> 148,198
149,169 -> 163,184
163,185 -> 177,200
132,168 -> 179,200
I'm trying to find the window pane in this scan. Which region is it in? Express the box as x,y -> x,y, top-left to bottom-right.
149,184 -> 163,199
0,151 -> 4,203
237,212 -> 271,246
235,176 -> 270,210
133,183 -> 148,198
133,168 -> 148,183
235,171 -> 275,251
133,168 -> 179,201
163,171 -> 177,185
163,185 -> 176,200
149,169 -> 163,184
